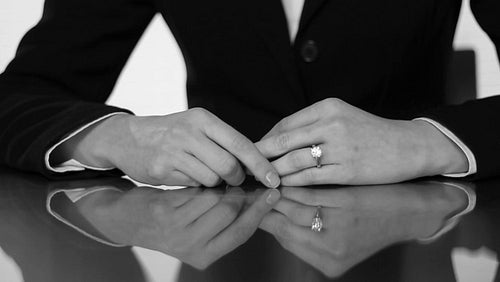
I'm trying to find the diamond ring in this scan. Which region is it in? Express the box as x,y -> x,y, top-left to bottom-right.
311,205 -> 323,232
311,145 -> 322,168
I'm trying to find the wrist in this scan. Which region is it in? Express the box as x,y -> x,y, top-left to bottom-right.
411,120 -> 468,176
71,114 -> 133,168
413,182 -> 469,240
75,189 -> 126,244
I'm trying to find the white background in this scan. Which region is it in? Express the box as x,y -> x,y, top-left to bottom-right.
1,1 -> 499,281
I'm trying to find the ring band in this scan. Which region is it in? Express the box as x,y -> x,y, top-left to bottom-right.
311,205 -> 323,232
311,145 -> 322,168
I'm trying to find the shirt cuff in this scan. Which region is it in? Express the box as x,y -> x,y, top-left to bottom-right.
416,181 -> 476,244
47,187 -> 126,247
45,112 -> 128,173
413,118 -> 477,177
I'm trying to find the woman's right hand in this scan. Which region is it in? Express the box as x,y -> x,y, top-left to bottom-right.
76,186 -> 280,269
54,108 -> 280,188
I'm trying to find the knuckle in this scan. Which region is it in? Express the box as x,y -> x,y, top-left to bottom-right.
201,190 -> 221,206
324,97 -> 343,109
218,156 -> 240,178
231,226 -> 253,245
203,173 -> 221,187
146,160 -> 167,180
219,201 -> 240,221
192,257 -> 210,270
275,133 -> 290,151
328,118 -> 347,133
189,107 -> 209,117
230,135 -> 253,153
324,264 -> 345,279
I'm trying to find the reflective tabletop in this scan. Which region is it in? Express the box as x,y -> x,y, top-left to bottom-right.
0,167 -> 499,282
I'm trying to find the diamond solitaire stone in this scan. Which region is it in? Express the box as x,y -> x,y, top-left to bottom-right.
311,215 -> 323,232
311,145 -> 322,168
311,145 -> 322,158
311,205 -> 323,232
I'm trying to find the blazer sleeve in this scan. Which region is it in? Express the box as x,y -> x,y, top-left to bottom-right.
420,0 -> 500,180
0,0 -> 156,178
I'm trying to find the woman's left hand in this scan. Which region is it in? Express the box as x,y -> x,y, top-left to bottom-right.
259,184 -> 468,278
255,98 -> 468,185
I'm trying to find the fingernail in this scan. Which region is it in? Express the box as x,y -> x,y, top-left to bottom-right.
266,189 -> 280,205
265,171 -> 280,188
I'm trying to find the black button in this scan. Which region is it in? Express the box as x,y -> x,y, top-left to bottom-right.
301,40 -> 318,63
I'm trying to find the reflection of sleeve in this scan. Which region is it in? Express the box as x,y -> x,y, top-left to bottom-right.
47,188 -> 126,247
413,118 -> 476,177
417,0 -> 500,180
46,113 -> 128,172
0,0 -> 155,178
417,181 -> 476,244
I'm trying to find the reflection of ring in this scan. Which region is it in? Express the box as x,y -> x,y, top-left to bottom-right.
311,145 -> 322,168
311,206 -> 323,232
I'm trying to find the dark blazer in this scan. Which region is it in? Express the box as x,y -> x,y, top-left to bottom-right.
0,0 -> 500,179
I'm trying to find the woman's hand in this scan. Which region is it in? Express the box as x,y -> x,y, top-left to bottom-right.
259,184 -> 468,278
55,108 -> 280,188
76,186 -> 280,270
256,98 -> 468,185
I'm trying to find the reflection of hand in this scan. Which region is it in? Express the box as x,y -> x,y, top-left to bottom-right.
76,186 -> 280,269
57,108 -> 280,188
259,184 -> 467,278
256,98 -> 468,185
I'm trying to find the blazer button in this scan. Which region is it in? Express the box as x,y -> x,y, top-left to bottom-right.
301,40 -> 318,63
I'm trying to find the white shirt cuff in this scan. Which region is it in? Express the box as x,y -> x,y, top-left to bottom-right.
417,181 -> 476,243
45,112 -> 128,173
414,118 -> 477,177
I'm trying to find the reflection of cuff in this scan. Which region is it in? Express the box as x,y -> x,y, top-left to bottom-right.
417,181 -> 476,244
46,188 -> 126,247
413,118 -> 477,177
45,112 -> 128,173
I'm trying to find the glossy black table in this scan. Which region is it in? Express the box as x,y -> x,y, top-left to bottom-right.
0,167 -> 499,282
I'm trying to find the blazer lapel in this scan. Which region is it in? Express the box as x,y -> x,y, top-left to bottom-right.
243,0 -> 306,105
297,0 -> 328,34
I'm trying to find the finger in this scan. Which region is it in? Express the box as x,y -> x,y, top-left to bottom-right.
281,164 -> 349,186
204,116 -> 280,188
177,153 -> 223,187
175,189 -> 223,225
259,211 -> 320,246
205,188 -> 281,260
262,102 -> 323,140
189,138 -> 245,186
272,148 -> 320,176
189,187 -> 246,241
280,187 -> 347,207
274,198 -> 317,227
255,125 -> 322,159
